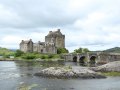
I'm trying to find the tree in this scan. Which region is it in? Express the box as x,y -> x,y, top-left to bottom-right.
74,47 -> 90,53
83,48 -> 90,53
14,50 -> 24,57
74,48 -> 83,53
57,48 -> 69,54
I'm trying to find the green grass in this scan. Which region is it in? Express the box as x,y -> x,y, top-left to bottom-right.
101,72 -> 120,76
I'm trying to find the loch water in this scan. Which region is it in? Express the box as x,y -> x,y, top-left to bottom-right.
0,61 -> 120,90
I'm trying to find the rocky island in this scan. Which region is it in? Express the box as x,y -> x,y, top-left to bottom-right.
34,66 -> 106,79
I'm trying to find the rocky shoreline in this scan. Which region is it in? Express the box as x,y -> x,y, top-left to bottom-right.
34,67 -> 106,79
35,61 -> 120,79
91,61 -> 120,72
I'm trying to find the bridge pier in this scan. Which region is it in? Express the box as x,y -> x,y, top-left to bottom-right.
86,52 -> 90,63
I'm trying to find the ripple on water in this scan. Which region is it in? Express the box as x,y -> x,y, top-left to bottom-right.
0,72 -> 21,80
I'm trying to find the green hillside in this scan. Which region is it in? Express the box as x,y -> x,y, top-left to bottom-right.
103,47 -> 120,53
0,47 -> 15,56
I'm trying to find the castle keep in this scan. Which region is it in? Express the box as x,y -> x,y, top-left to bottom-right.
20,29 -> 65,54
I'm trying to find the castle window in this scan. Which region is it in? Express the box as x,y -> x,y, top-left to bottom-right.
41,49 -> 43,53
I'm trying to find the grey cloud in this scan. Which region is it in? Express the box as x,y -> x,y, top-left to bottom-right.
0,0 -> 119,29
0,0 -> 100,29
0,0 -> 78,28
0,0 -> 120,52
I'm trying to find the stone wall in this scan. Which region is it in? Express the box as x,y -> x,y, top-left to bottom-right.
20,29 -> 65,54
20,39 -> 33,53
45,29 -> 65,48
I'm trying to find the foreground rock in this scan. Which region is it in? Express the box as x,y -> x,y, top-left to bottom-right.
34,67 -> 106,79
91,61 -> 120,72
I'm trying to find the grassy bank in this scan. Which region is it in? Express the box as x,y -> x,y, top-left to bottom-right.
101,72 -> 120,76
0,47 -> 67,61
17,52 -> 64,61
0,50 -> 65,61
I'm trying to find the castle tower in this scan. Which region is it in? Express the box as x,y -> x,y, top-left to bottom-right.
20,39 -> 33,52
45,29 -> 65,48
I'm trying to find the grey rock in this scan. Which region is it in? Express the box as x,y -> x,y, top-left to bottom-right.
34,67 -> 106,79
91,61 -> 120,72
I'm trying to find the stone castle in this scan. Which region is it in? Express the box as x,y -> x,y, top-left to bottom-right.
20,29 -> 65,54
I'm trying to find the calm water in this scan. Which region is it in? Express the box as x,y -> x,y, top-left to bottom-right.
0,61 -> 120,90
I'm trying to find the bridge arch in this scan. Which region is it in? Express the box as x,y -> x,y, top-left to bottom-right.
73,56 -> 77,62
79,56 -> 86,64
89,56 -> 97,64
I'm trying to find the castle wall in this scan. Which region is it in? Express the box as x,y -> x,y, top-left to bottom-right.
27,41 -> 33,52
20,43 -> 28,53
33,43 -> 45,53
55,35 -> 65,48
45,43 -> 57,54
33,43 -> 38,52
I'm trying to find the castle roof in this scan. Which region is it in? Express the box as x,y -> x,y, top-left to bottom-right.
46,29 -> 63,37
20,39 -> 33,44
23,40 -> 30,44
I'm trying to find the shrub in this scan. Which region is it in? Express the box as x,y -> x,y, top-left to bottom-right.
40,55 -> 45,59
57,48 -> 69,54
22,53 -> 36,59
48,54 -> 54,58
3,55 -> 10,58
15,50 -> 24,57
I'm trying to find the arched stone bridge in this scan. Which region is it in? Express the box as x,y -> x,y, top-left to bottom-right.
63,52 -> 120,64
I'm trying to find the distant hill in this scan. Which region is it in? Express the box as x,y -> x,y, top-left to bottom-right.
0,47 -> 15,55
103,47 -> 120,53
10,49 -> 17,51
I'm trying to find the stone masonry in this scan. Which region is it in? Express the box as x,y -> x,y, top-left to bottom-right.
20,29 -> 65,54
45,29 -> 65,48
64,52 -> 120,64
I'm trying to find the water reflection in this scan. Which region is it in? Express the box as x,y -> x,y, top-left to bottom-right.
15,60 -> 65,68
0,61 -> 120,90
65,61 -> 96,67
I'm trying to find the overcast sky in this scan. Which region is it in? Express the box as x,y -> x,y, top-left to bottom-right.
0,0 -> 120,52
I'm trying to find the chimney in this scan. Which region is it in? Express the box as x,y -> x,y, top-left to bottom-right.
57,29 -> 60,32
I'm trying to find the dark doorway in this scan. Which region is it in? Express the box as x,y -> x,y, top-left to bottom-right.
73,56 -> 77,62
79,56 -> 85,64
41,49 -> 43,53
